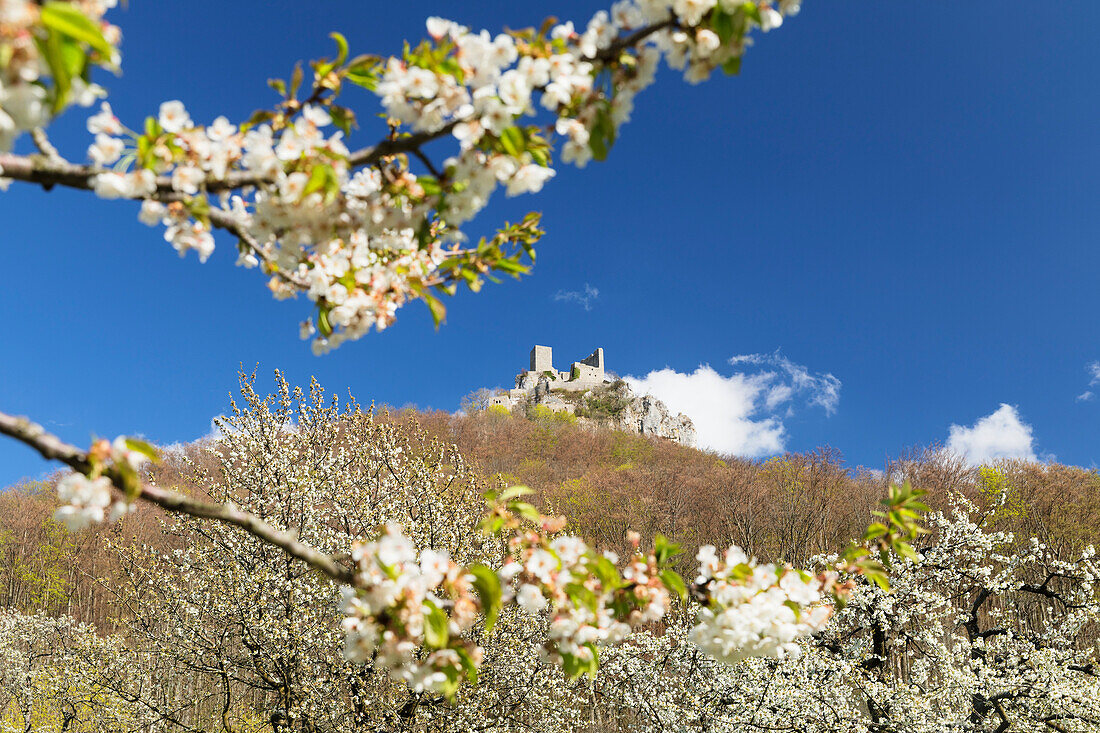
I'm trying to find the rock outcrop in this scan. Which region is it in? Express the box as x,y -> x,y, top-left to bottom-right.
573,381 -> 696,447
610,387 -> 697,447
484,345 -> 696,447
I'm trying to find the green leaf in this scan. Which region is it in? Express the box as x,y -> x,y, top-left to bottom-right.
40,2 -> 113,58
500,486 -> 533,501
843,544 -> 869,561
330,32 -> 349,66
590,556 -> 621,589
437,57 -> 465,84
297,163 -> 341,205
313,60 -> 336,81
864,568 -> 890,591
589,127 -> 609,162
301,164 -> 331,199
423,292 -> 446,328
510,501 -> 541,523
583,643 -> 600,678
653,534 -> 682,566
894,541 -> 920,563
460,268 -> 483,293
418,175 -> 442,196
56,35 -> 86,78
468,564 -> 502,632
113,460 -> 141,502
135,135 -> 152,168
722,56 -> 742,76
560,648 -> 599,680
317,308 -> 333,337
345,55 -> 382,90
493,258 -> 530,277
456,646 -> 479,684
439,669 -> 460,701
38,30 -> 72,114
659,569 -> 688,601
712,9 -> 736,43
862,523 -> 889,541
565,582 -> 598,613
329,105 -> 356,135
499,126 -> 525,158
123,438 -> 160,465
598,106 -> 616,147
242,109 -> 274,131
289,62 -> 304,99
423,601 -> 449,648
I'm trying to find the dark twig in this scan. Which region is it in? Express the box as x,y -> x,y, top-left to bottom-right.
0,410 -> 356,587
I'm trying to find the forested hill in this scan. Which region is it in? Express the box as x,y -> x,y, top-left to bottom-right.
386,406 -> 1100,563
3,404 -> 1099,633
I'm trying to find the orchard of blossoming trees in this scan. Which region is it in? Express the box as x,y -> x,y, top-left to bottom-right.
1,0 -> 1099,731
3,382 -> 1100,731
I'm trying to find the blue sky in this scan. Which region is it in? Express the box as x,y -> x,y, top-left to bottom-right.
2,0 -> 1099,484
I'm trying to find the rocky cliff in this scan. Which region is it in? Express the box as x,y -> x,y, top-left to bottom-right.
610,388 -> 697,447
533,380 -> 696,447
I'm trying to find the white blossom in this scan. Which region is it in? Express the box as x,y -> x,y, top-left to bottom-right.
158,100 -> 192,133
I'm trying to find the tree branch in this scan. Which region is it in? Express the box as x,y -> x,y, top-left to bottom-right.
0,119 -> 462,198
0,410 -> 356,586
30,128 -> 63,162
0,16 -> 678,199
204,208 -> 309,289
0,152 -> 99,191
346,120 -> 460,169
591,17 -> 677,63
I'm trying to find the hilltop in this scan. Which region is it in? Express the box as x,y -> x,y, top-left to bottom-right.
469,344 -> 697,446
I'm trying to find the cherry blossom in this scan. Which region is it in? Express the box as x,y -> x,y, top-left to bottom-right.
2,0 -> 803,352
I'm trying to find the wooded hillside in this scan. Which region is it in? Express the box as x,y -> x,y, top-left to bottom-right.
4,405 -> 1098,631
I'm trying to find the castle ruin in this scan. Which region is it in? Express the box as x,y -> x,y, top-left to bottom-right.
483,345 -> 696,446
522,345 -> 606,390
486,344 -> 610,412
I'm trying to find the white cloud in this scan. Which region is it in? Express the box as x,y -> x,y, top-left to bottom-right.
624,353 -> 841,457
553,283 -> 599,311
946,404 -> 1037,466
729,352 -> 842,415
1077,362 -> 1100,402
203,415 -> 229,441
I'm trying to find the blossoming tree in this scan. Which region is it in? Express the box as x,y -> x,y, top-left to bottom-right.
5,384 -> 1097,731
0,0 -> 934,699
579,497 -> 1100,732
0,609 -> 151,731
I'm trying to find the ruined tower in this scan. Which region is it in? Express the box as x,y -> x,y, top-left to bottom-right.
530,344 -> 554,373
